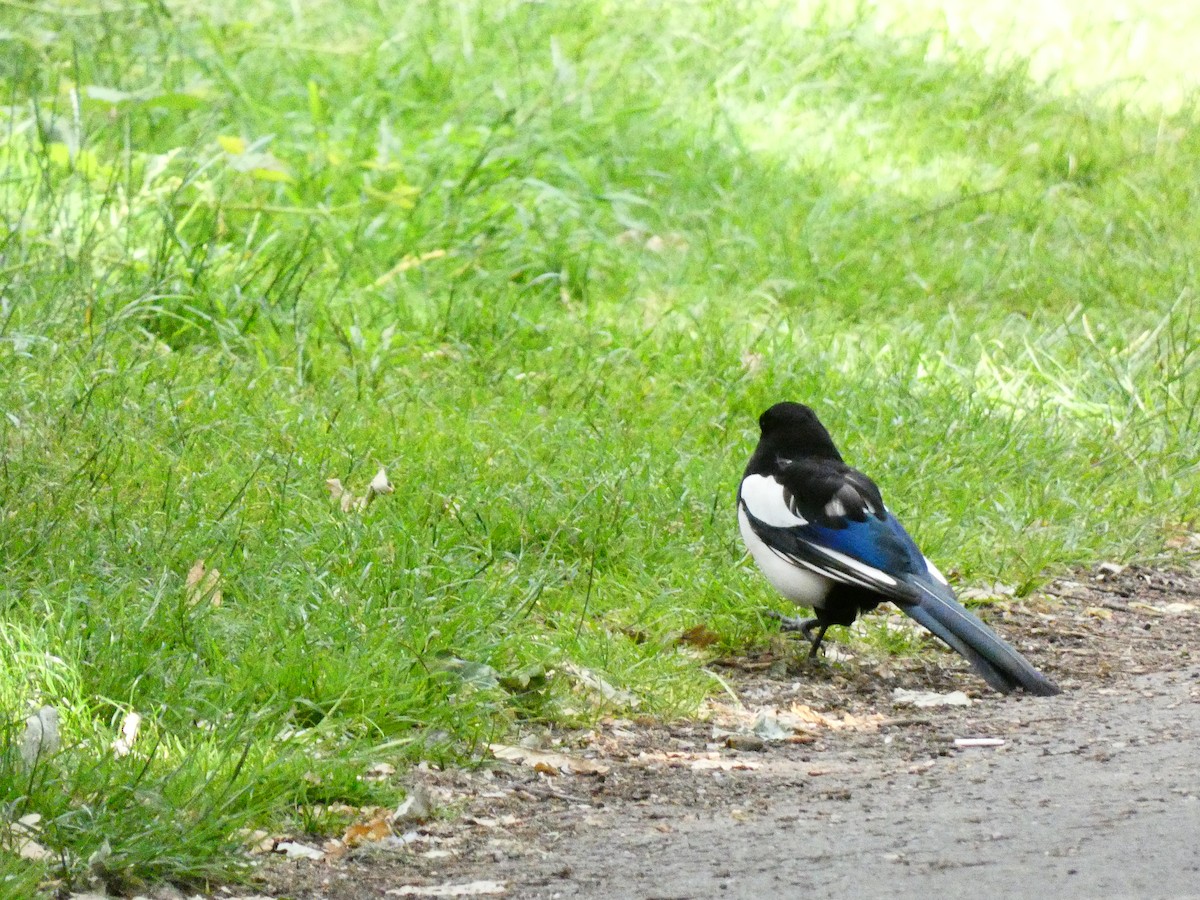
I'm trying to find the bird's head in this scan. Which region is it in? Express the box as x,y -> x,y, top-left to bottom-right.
757,401 -> 843,461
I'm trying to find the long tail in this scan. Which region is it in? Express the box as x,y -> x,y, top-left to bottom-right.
899,578 -> 1060,696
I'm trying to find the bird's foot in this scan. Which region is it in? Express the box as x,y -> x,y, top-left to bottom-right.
765,612 -> 828,659
766,610 -> 816,634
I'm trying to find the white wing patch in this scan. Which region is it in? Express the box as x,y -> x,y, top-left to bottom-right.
738,507 -> 829,604
824,497 -> 846,518
809,545 -> 898,588
739,474 -> 807,527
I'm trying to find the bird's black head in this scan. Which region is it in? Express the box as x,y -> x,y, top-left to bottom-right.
755,401 -> 843,462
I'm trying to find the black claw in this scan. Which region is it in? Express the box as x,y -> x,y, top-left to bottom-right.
766,612 -> 829,658
766,610 -> 814,633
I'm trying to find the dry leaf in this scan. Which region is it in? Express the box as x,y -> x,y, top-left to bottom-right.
242,829 -> 275,854
327,468 -> 393,513
111,710 -> 143,756
636,750 -> 760,771
185,559 -> 222,608
1164,532 -> 1200,550
274,840 -> 325,860
386,882 -> 507,897
344,818 -> 391,847
750,710 -> 792,741
688,756 -> 760,771
1085,606 -> 1113,620
892,689 -> 972,709
488,743 -> 609,776
323,838 -> 349,862
365,762 -> 396,781
677,624 -> 721,648
740,351 -> 764,375
1161,602 -> 1197,615
786,704 -> 883,732
462,814 -> 518,828
368,467 -> 394,497
959,582 -> 1017,602
561,662 -> 639,709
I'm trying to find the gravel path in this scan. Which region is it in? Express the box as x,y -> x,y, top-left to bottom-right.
259,565 -> 1200,900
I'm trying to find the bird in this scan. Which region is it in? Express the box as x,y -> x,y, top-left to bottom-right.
737,401 -> 1060,696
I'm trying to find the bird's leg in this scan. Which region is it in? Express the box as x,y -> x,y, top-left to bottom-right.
766,611 -> 829,658
806,622 -> 830,659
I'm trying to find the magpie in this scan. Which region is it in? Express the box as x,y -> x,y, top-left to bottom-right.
738,401 -> 1060,696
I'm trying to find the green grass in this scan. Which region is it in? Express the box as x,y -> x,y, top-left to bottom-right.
2,0 -> 1199,890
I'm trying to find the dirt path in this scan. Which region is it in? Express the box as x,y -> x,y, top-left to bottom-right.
259,566 -> 1200,900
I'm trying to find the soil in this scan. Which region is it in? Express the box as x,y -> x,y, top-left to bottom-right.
252,564 -> 1200,900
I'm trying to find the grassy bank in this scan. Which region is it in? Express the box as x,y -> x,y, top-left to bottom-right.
1,0 -> 1198,890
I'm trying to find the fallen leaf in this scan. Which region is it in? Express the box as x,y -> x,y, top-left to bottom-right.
1084,606 -> 1113,620
561,662 -> 639,709
462,814 -> 519,828
344,818 -> 391,847
750,710 -> 793,741
1161,602 -> 1197,616
112,710 -> 143,756
185,559 -> 222,608
488,743 -> 609,776
786,703 -> 883,732
636,750 -> 761,771
892,689 -> 972,709
822,645 -> 855,663
327,468 -> 394,512
274,840 -> 325,860
323,838 -> 349,861
740,351 -> 764,375
241,829 -> 275,854
677,624 -> 722,649
365,762 -> 396,781
959,582 -> 1017,602
435,655 -> 501,689
1164,532 -> 1200,550
368,467 -> 394,497
711,654 -> 780,671
385,882 -> 507,897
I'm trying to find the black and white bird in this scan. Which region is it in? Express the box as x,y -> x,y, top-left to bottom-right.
738,401 -> 1060,696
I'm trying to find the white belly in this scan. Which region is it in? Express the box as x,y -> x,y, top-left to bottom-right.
738,506 -> 830,606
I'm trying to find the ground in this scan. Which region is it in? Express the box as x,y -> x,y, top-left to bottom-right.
246,563 -> 1200,899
